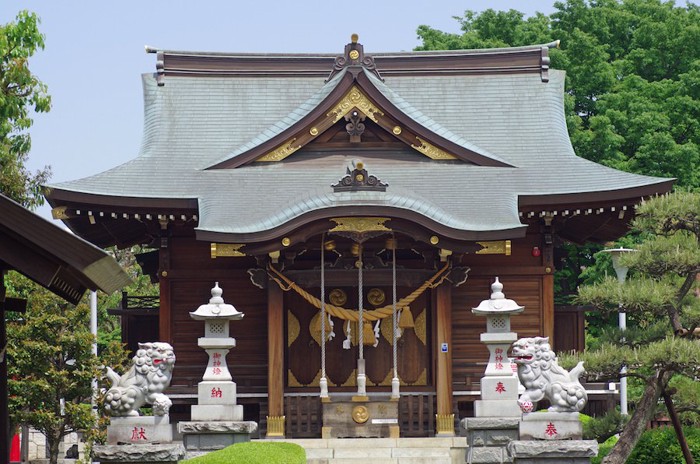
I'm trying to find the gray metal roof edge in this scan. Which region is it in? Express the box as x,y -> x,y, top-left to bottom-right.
197,188 -> 522,234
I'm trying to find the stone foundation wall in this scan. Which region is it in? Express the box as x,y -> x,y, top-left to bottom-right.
19,429 -> 84,463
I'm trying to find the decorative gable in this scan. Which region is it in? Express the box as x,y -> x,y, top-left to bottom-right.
207,36 -> 511,169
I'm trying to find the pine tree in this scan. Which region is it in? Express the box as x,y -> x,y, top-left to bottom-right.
574,192 -> 700,463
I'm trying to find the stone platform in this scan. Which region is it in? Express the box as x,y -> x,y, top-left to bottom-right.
106,416 -> 174,445
178,420 -> 257,458
519,412 -> 583,440
93,443 -> 185,464
508,440 -> 598,464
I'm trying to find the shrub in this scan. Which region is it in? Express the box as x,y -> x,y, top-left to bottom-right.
625,427 -> 700,464
183,441 -> 306,464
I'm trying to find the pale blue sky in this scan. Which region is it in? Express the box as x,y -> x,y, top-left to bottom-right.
1,1 -> 556,221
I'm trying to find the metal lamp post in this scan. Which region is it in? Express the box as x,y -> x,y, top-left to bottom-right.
602,247 -> 634,415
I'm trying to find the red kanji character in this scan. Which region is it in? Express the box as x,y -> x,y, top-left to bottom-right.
495,348 -> 504,355
545,422 -> 558,437
213,367 -> 222,375
213,360 -> 221,367
131,427 -> 147,441
495,362 -> 504,370
211,387 -> 222,398
495,382 -> 506,393
495,355 -> 504,362
213,352 -> 222,359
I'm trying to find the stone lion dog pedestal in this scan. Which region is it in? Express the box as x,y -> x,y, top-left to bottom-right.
94,342 -> 185,464
508,336 -> 598,464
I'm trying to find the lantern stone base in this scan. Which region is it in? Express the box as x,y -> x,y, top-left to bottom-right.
106,416 -> 173,445
519,412 -> 582,440
461,417 -> 519,464
507,440 -> 598,463
178,421 -> 258,459
191,404 -> 243,421
474,399 -> 522,417
93,443 -> 185,464
322,400 -> 399,438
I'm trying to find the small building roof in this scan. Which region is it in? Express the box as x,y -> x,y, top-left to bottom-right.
45,40 -> 673,248
0,193 -> 131,304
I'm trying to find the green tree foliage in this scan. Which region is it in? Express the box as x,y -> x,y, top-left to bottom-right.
571,192 -> 700,463
416,0 -> 700,189
0,10 -> 51,209
5,273 -> 128,464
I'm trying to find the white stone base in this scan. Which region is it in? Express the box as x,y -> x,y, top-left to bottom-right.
198,381 -> 238,405
474,399 -> 522,417
106,416 -> 173,445
519,412 -> 582,440
191,404 -> 243,421
480,377 -> 519,401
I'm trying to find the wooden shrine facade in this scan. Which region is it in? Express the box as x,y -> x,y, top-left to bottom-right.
44,37 -> 673,437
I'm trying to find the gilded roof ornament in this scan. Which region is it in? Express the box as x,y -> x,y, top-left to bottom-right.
332,161 -> 387,192
326,34 -> 383,83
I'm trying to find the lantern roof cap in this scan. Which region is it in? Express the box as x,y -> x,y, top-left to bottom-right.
190,282 -> 244,320
472,277 -> 524,315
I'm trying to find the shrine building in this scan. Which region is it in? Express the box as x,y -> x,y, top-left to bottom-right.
44,37 -> 672,438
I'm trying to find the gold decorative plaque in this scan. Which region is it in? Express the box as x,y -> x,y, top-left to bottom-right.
210,243 -> 246,258
329,217 -> 390,234
328,86 -> 384,123
352,405 -> 369,424
309,127 -> 319,136
368,288 -> 386,306
349,49 -> 360,60
476,240 -> 512,256
329,288 -> 347,306
411,136 -> 457,160
51,206 -> 70,220
392,126 -> 402,135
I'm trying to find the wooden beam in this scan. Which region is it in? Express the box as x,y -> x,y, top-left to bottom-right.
435,283 -> 454,436
267,282 -> 285,437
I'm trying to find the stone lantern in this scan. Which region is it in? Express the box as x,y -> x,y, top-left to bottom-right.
188,282 -> 244,421
471,277 -> 523,417
179,283 -> 257,456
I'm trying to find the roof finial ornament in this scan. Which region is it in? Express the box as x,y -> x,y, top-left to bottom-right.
325,34 -> 383,83
332,160 -> 387,192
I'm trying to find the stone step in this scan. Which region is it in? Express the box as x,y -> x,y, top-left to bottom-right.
269,437 -> 465,464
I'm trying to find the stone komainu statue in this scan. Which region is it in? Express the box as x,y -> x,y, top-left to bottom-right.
104,342 -> 176,416
512,336 -> 587,412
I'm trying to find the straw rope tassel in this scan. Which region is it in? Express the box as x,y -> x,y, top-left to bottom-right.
267,261 -> 450,322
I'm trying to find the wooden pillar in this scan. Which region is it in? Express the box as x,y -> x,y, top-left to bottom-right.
266,282 -> 285,437
435,283 -> 454,436
158,223 -> 171,343
543,274 -> 555,342
542,219 -> 555,343
1,273 -> 8,464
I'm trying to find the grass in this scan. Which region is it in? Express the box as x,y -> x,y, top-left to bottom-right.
182,441 -> 306,464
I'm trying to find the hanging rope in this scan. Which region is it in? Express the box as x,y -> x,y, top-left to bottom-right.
392,234 -> 398,380
320,234 -> 327,383
358,243 -> 364,359
267,261 -> 450,322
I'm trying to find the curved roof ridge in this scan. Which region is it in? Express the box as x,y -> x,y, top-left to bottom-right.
197,184 -> 522,234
